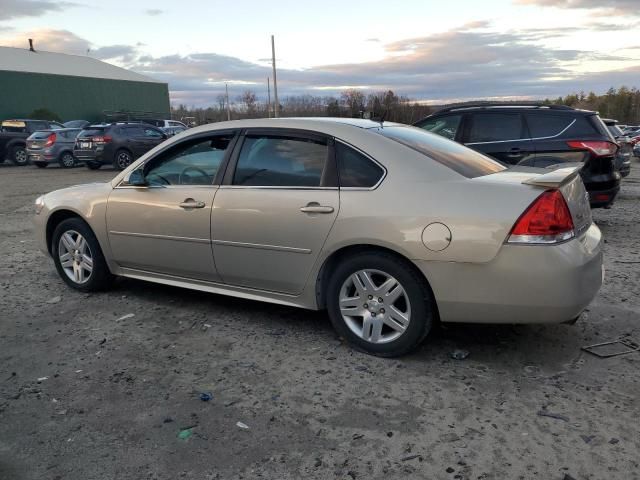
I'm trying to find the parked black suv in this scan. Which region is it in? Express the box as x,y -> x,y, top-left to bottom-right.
74,123 -> 167,170
0,119 -> 64,166
414,104 -> 621,208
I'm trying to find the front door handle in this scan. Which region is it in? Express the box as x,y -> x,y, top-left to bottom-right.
300,202 -> 334,214
179,198 -> 206,209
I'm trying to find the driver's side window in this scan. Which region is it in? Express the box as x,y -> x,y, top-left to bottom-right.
145,134 -> 233,186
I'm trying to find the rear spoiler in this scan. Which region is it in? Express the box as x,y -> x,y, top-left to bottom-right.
522,166 -> 581,188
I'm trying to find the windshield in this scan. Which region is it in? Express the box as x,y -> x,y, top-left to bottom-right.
371,125 -> 506,178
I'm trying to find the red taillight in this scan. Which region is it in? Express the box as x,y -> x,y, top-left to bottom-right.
508,190 -> 574,244
93,135 -> 112,144
44,133 -> 56,147
567,140 -> 617,157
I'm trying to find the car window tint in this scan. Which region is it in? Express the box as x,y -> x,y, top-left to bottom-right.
468,113 -> 522,142
233,136 -> 327,187
416,115 -> 462,140
336,142 -> 384,188
125,126 -> 144,136
145,135 -> 233,186
144,128 -> 163,138
526,114 -> 573,138
373,126 -> 505,178
571,115 -> 603,137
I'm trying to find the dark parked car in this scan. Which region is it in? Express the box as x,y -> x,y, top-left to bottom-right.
415,104 -> 621,208
74,123 -> 167,170
63,120 -> 90,129
27,128 -> 81,168
602,118 -> 631,177
0,119 -> 64,165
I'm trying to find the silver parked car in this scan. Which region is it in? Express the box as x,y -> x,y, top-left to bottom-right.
27,128 -> 81,168
34,118 -> 603,357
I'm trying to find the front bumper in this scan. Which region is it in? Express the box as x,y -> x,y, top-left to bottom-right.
417,223 -> 603,324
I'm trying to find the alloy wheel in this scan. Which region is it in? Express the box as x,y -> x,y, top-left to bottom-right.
117,151 -> 132,169
58,230 -> 93,284
339,269 -> 411,344
14,148 -> 27,165
61,153 -> 75,168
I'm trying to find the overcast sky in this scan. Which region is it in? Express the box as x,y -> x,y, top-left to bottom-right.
1,0 -> 639,106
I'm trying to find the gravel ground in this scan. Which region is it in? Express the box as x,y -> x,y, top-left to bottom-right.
0,161 -> 638,480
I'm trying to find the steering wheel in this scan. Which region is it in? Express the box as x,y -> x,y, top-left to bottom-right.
178,166 -> 209,185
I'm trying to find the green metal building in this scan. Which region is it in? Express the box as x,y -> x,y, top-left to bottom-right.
0,45 -> 169,122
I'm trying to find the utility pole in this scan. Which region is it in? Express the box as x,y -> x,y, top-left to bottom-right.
271,35 -> 279,118
225,83 -> 231,121
267,77 -> 272,118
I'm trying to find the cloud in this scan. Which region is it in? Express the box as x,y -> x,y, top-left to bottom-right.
1,24 -> 639,106
0,0 -> 78,21
145,9 -> 163,16
514,0 -> 638,14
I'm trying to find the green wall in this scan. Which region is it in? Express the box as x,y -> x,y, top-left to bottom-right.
0,70 -> 170,122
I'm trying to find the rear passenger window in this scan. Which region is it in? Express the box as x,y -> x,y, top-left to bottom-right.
468,113 -> 522,143
526,114 -> 573,138
416,115 -> 462,140
233,136 -> 328,187
336,142 -> 384,188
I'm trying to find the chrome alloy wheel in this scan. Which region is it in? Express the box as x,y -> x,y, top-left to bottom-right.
339,269 -> 411,344
58,230 -> 93,284
14,148 -> 27,164
61,153 -> 75,167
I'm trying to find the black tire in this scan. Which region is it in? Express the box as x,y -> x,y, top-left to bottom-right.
10,145 -> 28,166
113,149 -> 134,170
86,161 -> 102,170
51,218 -> 115,292
58,151 -> 76,168
326,251 -> 434,357
33,162 -> 48,168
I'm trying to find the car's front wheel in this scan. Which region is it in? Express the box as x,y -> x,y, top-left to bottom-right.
59,152 -> 76,168
52,218 -> 114,292
326,251 -> 434,357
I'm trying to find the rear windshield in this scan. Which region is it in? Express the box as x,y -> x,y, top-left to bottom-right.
30,131 -> 53,139
78,128 -> 105,138
372,125 -> 506,178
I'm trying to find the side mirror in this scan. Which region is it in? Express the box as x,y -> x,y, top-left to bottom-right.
126,168 -> 147,186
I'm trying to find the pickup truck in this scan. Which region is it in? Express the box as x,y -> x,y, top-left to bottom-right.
1,119 -> 64,165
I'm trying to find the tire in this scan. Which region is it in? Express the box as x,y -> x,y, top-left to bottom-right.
51,218 -> 115,292
86,161 -> 101,170
33,162 -> 48,168
59,152 -> 76,168
113,149 -> 134,170
10,145 -> 28,166
326,251 -> 434,357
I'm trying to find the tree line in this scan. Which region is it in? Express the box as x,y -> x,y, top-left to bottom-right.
171,89 -> 432,125
544,87 -> 640,124
170,86 -> 640,126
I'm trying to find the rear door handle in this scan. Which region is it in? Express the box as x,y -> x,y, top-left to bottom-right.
179,198 -> 206,209
300,203 -> 334,214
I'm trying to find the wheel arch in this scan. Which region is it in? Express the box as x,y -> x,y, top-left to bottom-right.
46,209 -> 89,255
314,243 -> 440,320
57,149 -> 74,160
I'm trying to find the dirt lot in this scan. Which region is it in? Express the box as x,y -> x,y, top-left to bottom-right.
0,161 -> 638,480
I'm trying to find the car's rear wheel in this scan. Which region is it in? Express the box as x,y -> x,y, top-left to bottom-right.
59,152 -> 76,168
52,218 -> 114,292
326,251 -> 434,357
113,149 -> 133,170
33,161 -> 47,168
86,161 -> 101,170
10,145 -> 28,166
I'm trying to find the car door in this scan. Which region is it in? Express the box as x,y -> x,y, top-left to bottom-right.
141,126 -> 167,151
211,129 -> 339,294
106,131 -> 237,281
463,112 -> 534,166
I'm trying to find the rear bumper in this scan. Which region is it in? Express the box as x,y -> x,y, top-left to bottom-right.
74,150 -> 104,164
27,149 -> 56,163
417,223 -> 603,324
